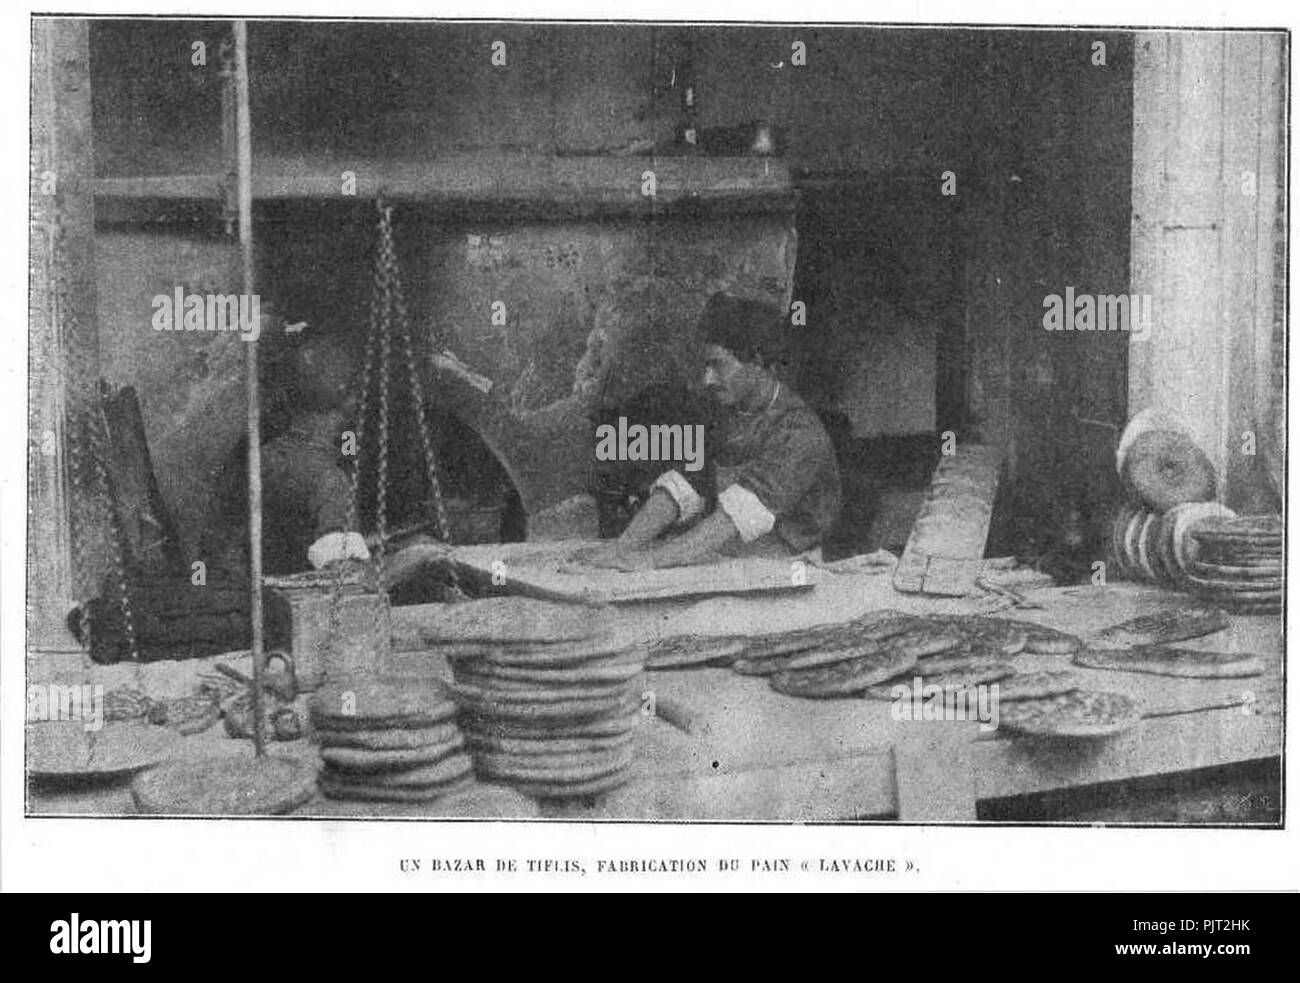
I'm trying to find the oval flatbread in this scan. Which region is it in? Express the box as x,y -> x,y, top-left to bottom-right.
771,647 -> 919,699
998,689 -> 1144,738
1091,606 -> 1229,649
1075,645 -> 1266,678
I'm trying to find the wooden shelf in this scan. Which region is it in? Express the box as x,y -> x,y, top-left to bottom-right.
94,153 -> 795,216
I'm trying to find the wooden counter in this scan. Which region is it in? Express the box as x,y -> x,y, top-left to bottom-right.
26,566 -> 1283,823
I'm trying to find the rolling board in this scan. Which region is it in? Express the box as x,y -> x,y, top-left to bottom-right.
893,444 -> 1002,596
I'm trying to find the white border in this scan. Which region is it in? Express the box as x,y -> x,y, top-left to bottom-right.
2,0 -> 1296,893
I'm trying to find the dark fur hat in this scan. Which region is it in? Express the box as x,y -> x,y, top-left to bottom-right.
696,292 -> 788,367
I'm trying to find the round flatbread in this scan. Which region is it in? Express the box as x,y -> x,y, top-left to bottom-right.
1111,504 -> 1142,577
466,730 -> 634,757
784,627 -> 963,672
310,680 -> 457,730
771,647 -> 919,699
930,617 -> 1029,657
417,597 -> 606,645
509,769 -> 635,800
320,737 -> 466,772
863,658 -> 1014,700
998,689 -> 1144,738
452,663 -> 632,695
1134,511 -> 1162,581
133,755 -> 316,815
646,637 -> 745,669
454,637 -> 642,669
323,753 -> 472,788
463,711 -> 641,741
995,670 -> 1083,701
1015,624 -> 1083,655
318,771 -> 475,802
315,721 -> 463,750
1123,430 -> 1216,511
474,745 -> 635,783
1189,514 -> 1282,543
731,655 -> 796,676
454,689 -> 631,722
1074,645 -> 1265,678
460,658 -> 644,686
448,678 -> 630,705
1185,571 -> 1284,593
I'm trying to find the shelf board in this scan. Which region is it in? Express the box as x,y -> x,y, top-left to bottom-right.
94,153 -> 795,214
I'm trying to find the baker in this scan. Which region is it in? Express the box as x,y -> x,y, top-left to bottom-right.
202,332 -> 370,579
587,293 -> 842,570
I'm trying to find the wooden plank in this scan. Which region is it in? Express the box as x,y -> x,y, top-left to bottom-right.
894,444 -> 1001,596
93,154 -> 794,207
894,725 -> 978,821
973,707 -> 1280,803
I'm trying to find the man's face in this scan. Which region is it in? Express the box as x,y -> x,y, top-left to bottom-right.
702,343 -> 765,407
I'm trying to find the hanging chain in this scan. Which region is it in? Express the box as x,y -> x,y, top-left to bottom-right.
367,199 -> 462,597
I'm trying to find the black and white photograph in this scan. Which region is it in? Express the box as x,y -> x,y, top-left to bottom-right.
5,2 -> 1294,893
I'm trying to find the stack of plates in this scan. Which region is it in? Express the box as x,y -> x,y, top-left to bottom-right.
1186,516 -> 1284,614
428,599 -> 645,800
310,680 -> 474,802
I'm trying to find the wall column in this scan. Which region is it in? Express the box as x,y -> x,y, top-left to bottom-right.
1128,31 -> 1285,510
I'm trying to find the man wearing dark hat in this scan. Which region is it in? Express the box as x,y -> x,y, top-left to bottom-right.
589,292 -> 842,570
202,331 -> 370,579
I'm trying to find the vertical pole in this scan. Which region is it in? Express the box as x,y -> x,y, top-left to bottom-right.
233,20 -> 266,757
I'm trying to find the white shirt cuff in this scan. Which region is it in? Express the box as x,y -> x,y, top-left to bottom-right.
717,483 -> 777,543
307,531 -> 371,569
651,470 -> 706,523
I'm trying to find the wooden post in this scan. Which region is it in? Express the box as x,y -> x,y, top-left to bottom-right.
233,20 -> 266,757
29,18 -> 104,654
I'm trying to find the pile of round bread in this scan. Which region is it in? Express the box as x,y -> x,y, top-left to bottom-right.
1111,500 -> 1238,586
310,679 -> 474,802
729,610 -> 1083,700
1109,410 -> 1247,589
1184,515 -> 1283,614
428,598 -> 646,800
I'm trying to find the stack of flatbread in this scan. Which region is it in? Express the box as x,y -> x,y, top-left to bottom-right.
428,599 -> 646,799
310,679 -> 474,802
1185,516 -> 1283,614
